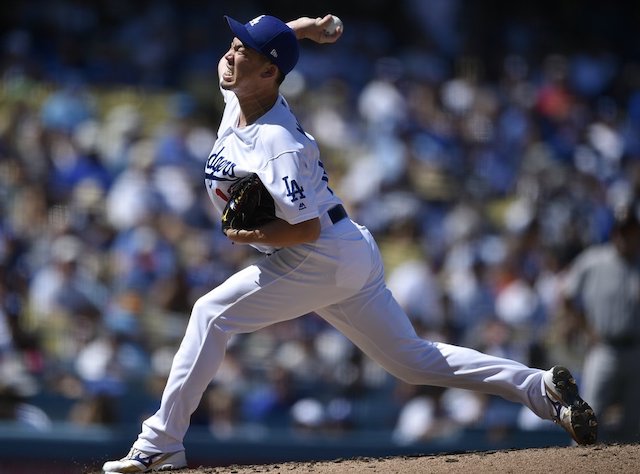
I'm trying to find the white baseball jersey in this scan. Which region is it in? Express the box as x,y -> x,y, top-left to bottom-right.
204,87 -> 343,254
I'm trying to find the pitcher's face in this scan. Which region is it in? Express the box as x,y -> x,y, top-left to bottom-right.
220,38 -> 274,94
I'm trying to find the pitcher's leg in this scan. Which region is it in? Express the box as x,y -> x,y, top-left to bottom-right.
135,246 -> 362,453
317,284 -> 551,420
133,265 -> 263,453
134,295 -> 232,453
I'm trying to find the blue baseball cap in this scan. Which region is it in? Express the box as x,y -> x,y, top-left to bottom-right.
224,15 -> 299,75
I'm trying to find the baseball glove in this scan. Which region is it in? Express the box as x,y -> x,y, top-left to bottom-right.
221,173 -> 276,233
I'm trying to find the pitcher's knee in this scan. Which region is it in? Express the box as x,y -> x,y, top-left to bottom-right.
190,296 -> 223,331
378,340 -> 440,385
190,294 -> 250,338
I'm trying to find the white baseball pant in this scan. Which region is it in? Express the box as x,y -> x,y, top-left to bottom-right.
134,218 -> 552,453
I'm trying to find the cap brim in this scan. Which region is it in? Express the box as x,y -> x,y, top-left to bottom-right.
225,16 -> 264,56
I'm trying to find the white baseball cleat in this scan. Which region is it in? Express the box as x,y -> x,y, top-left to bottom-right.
543,366 -> 598,445
102,447 -> 187,473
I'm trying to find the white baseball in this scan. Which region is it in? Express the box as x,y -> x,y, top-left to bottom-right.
323,15 -> 343,35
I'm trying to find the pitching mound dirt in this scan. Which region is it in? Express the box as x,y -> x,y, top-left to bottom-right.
106,443 -> 638,473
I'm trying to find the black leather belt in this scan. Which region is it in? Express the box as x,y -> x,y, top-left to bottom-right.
328,204 -> 347,224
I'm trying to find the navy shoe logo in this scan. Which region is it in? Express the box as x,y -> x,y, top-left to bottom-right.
132,451 -> 165,468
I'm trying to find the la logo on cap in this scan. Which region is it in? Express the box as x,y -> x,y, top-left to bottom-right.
249,15 -> 264,26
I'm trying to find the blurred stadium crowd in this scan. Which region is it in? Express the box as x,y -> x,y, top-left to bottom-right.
1,0 -> 639,445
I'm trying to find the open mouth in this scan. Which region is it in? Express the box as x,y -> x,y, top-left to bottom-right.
222,64 -> 233,80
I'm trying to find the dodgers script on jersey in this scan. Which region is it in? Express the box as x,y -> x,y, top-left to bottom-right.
204,87 -> 342,254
